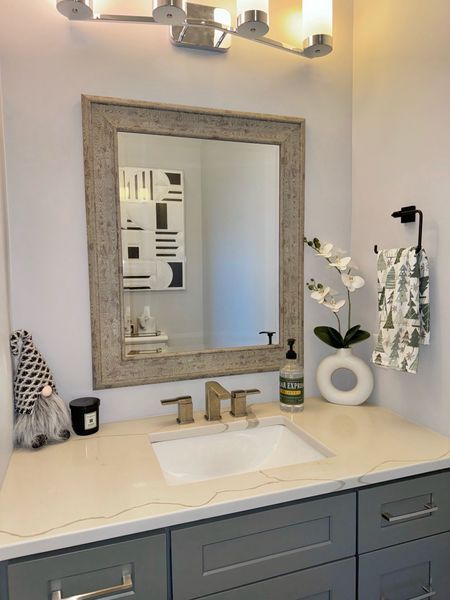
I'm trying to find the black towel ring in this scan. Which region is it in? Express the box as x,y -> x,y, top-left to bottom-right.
374,205 -> 423,255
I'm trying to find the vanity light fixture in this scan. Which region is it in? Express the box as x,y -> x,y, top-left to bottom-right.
56,0 -> 333,59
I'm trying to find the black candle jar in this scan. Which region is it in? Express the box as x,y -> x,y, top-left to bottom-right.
69,397 -> 100,435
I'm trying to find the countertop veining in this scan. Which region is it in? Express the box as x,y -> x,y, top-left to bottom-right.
0,397 -> 449,561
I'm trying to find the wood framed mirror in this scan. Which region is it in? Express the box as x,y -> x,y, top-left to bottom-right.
82,95 -> 304,388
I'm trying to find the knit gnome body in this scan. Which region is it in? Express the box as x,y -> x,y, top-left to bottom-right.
10,330 -> 71,449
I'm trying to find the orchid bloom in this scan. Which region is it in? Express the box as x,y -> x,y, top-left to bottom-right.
341,273 -> 365,292
315,243 -> 334,258
311,286 -> 331,304
329,256 -> 352,271
322,298 -> 346,313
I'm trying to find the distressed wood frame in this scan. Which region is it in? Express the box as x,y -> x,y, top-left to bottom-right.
82,95 -> 304,389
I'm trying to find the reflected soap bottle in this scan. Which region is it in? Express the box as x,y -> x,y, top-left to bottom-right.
280,338 -> 304,413
138,305 -> 156,334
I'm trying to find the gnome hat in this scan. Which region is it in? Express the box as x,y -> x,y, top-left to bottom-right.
10,330 -> 56,415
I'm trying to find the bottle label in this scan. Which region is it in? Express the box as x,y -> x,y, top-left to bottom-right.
280,376 -> 304,405
84,411 -> 97,431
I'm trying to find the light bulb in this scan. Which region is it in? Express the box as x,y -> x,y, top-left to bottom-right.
236,0 -> 269,38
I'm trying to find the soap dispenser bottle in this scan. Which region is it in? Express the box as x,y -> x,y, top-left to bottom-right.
280,338 -> 304,412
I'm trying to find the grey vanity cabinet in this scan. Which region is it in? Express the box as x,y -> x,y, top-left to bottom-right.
358,471 -> 450,553
171,493 -> 356,600
359,531 -> 450,599
197,557 -> 356,600
4,470 -> 450,600
7,533 -> 167,600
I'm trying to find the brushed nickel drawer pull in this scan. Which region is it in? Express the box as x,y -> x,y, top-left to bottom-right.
382,503 -> 438,523
51,573 -> 132,600
382,585 -> 436,600
406,585 -> 436,600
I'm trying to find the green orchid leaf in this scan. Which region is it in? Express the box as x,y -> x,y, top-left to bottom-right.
343,324 -> 362,346
345,330 -> 371,346
314,326 -> 345,349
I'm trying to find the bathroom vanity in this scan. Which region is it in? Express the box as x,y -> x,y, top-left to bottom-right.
1,398 -> 450,599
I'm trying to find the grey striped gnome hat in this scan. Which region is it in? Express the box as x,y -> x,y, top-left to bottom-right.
10,329 -> 57,415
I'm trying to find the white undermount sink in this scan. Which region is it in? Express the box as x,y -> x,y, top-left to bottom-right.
150,416 -> 334,485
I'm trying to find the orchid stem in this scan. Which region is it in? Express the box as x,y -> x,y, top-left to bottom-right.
334,312 -> 341,334
347,289 -> 351,331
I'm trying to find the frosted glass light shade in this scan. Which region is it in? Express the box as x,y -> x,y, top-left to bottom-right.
302,0 -> 332,38
214,7 -> 232,27
237,0 -> 269,13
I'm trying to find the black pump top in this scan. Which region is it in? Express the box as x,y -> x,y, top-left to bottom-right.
286,338 -> 297,360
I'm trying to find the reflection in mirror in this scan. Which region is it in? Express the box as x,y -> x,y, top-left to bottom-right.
118,133 -> 279,356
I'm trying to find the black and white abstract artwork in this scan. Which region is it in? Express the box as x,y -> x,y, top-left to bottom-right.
119,167 -> 185,291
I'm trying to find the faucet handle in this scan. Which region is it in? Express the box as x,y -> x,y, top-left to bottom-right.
230,389 -> 261,417
161,395 -> 194,425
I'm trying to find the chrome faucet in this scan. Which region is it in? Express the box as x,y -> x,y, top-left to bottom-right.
205,381 -> 230,421
161,395 -> 194,425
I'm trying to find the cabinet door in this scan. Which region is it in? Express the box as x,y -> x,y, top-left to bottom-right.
7,533 -> 167,600
359,531 -> 450,599
358,471 -> 450,553
199,558 -> 355,600
172,493 -> 356,600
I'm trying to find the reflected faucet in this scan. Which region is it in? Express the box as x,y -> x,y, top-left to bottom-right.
205,381 -> 230,421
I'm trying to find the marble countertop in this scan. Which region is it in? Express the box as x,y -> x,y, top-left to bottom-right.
1,397 -> 450,561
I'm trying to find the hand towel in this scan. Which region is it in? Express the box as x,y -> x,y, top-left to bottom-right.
372,247 -> 430,373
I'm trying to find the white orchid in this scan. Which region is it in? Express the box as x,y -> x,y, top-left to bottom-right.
341,273 -> 365,292
310,286 -> 330,303
315,243 -> 334,258
329,256 -> 352,271
323,298 -> 346,313
305,236 -> 370,348
347,260 -> 360,271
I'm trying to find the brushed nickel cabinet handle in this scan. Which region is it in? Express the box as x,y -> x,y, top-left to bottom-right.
382,503 -> 438,523
51,573 -> 132,600
382,585 -> 436,600
406,585 -> 436,600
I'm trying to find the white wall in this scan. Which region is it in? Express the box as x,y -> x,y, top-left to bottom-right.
201,141 -> 279,348
0,70 -> 13,484
352,0 -> 450,434
0,0 -> 353,423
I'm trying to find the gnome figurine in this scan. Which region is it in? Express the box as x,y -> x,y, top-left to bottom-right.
10,330 -> 71,449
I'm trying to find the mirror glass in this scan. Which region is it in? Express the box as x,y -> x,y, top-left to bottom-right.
117,132 -> 280,356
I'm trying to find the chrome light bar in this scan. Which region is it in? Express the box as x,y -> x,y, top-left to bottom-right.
56,0 -> 333,59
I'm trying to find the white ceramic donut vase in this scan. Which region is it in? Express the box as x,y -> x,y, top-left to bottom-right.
317,348 -> 374,406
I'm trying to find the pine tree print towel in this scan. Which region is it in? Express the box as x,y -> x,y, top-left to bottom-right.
372,247 -> 430,374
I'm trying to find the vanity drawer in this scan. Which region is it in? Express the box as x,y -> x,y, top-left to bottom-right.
358,471 -> 450,553
359,531 -> 450,600
197,558 -> 356,600
7,533 -> 167,600
199,557 -> 355,600
171,492 -> 356,600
